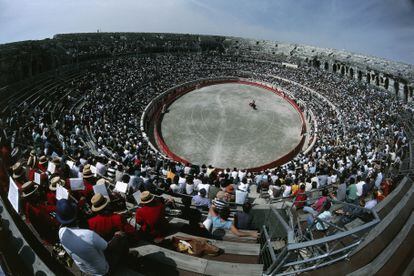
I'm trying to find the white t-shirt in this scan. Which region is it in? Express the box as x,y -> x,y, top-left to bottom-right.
185,184 -> 194,195
59,227 -> 109,275
316,211 -> 332,231
282,186 -> 292,197
356,181 -> 365,197
197,183 -> 210,194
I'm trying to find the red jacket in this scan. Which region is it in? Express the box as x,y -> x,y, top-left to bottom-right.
46,191 -> 57,206
88,213 -> 136,241
37,163 -> 47,173
135,201 -> 169,239
25,202 -> 59,244
294,192 -> 307,209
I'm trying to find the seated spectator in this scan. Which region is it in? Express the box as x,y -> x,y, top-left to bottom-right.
346,178 -> 359,205
209,206 -> 258,239
225,184 -> 235,202
56,199 -> 113,275
135,191 -> 169,241
197,178 -> 210,194
22,181 -> 59,244
306,201 -> 332,231
334,176 -> 347,202
88,193 -> 136,241
11,162 -> 26,190
27,150 -> 38,181
208,181 -> 220,200
185,176 -> 195,195
234,202 -> 253,230
363,190 -> 379,209
192,188 -> 211,209
47,176 -> 65,206
304,189 -> 329,214
282,180 -> 292,197
293,184 -> 307,209
37,156 -> 48,172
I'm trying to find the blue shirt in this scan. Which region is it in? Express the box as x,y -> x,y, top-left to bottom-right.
192,195 -> 211,208
211,216 -> 233,230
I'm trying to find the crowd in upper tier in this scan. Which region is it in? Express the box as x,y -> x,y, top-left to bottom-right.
0,50 -> 412,275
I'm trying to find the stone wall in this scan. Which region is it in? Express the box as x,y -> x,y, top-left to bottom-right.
0,33 -> 412,101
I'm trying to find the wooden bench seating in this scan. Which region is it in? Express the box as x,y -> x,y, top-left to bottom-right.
130,242 -> 263,276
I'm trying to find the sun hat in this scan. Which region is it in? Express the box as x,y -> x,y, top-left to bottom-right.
39,156 -> 48,165
56,199 -> 77,225
52,156 -> 61,164
11,162 -> 25,178
50,176 -> 65,191
91,193 -> 109,212
82,167 -> 94,179
22,181 -> 39,198
140,191 -> 155,204
27,155 -> 38,168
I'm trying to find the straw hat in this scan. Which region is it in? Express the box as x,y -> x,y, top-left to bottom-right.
140,191 -> 155,204
22,181 -> 39,198
50,176 -> 65,191
27,155 -> 38,169
11,162 -> 25,179
91,193 -> 109,212
39,156 -> 48,165
83,167 -> 94,179
52,157 -> 61,165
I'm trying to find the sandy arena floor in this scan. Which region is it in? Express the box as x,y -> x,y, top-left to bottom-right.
160,83 -> 302,169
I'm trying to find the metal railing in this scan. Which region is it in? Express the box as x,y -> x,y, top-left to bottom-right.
259,200 -> 380,275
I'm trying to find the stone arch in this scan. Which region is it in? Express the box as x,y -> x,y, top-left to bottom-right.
349,68 -> 354,78
384,78 -> 389,89
366,73 -> 371,84
340,66 -> 345,75
404,85 -> 409,102
375,75 -> 380,86
358,70 -> 362,81
324,61 -> 329,70
394,81 -> 400,96
333,64 -> 337,72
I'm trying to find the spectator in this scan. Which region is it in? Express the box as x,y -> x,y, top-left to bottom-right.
234,202 -> 254,230
209,206 -> 258,239
88,193 -> 136,241
56,199 -> 111,275
192,188 -> 211,209
135,191 -> 169,241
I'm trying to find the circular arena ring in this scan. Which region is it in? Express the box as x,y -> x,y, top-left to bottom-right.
142,78 -> 307,171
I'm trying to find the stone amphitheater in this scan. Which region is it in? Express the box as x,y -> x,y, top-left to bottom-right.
0,33 -> 413,276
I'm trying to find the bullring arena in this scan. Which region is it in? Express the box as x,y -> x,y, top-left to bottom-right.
159,81 -> 304,170
0,33 -> 413,276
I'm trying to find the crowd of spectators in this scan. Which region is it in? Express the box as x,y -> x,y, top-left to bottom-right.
0,49 -> 412,274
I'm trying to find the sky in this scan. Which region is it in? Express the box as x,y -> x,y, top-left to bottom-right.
0,0 -> 413,64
